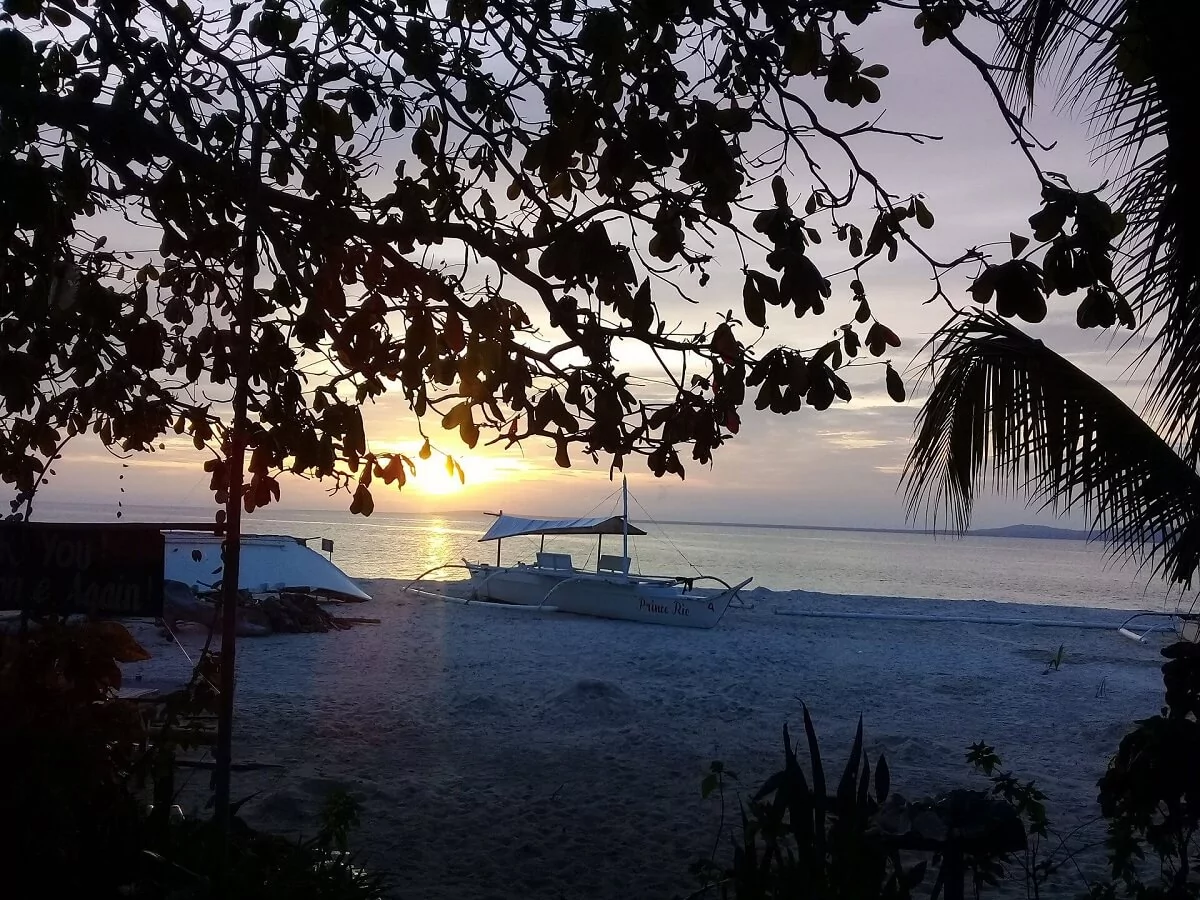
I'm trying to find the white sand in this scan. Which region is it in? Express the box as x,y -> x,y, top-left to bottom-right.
125,582 -> 1168,899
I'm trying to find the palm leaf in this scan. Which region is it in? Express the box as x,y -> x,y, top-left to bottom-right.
903,311 -> 1200,588
994,0 -> 1124,103
996,1 -> 1200,463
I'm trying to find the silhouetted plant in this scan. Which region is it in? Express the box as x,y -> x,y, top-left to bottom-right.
141,791 -> 386,900
694,710 -> 1066,900
0,617 -> 152,897
965,741 -> 1064,898
0,615 -> 384,899
903,0 -> 1200,614
694,707 -> 926,900
0,0 -> 1092,524
1087,641 -> 1200,899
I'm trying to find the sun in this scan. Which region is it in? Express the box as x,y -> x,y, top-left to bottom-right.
407,452 -> 518,497
365,438 -> 533,502
416,459 -> 468,496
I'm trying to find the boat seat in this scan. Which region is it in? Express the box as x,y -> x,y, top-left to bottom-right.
598,554 -> 631,574
535,551 -> 573,570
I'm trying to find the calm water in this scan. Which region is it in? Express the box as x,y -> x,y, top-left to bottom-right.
33,501 -> 1187,612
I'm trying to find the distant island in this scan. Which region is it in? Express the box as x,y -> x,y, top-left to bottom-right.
630,520 -> 1100,540
965,524 -> 1097,540
458,507 -> 1099,540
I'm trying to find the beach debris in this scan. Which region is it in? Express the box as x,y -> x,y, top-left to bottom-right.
161,581 -> 364,637
252,592 -> 355,634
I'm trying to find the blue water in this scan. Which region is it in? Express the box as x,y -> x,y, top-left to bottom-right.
31,500 -> 1185,612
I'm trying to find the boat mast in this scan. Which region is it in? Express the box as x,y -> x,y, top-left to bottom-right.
622,475 -> 629,565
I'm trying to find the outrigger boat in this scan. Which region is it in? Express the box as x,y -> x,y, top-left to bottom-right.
408,479 -> 750,628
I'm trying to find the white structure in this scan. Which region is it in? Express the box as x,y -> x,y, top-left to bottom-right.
163,532 -> 370,602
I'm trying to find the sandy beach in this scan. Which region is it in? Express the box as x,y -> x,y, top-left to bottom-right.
126,581 -> 1167,899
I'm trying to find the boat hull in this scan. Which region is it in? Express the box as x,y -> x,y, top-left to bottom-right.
163,532 -> 371,602
465,564 -> 735,628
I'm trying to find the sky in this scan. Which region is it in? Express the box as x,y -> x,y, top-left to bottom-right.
21,9 -> 1161,531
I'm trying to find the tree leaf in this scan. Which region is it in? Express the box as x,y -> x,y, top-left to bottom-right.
886,363 -> 905,402
771,174 -> 788,208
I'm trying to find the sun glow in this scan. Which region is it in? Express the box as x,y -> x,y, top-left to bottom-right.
417,459 -> 470,496
388,449 -> 535,498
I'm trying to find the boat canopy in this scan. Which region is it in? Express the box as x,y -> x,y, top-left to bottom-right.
479,514 -> 647,542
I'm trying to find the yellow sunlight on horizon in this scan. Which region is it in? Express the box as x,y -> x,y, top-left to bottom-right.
416,458 -> 469,496
382,445 -> 541,499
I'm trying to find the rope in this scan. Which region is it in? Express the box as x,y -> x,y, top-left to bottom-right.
157,619 -> 220,695
159,619 -> 195,667
588,485 -> 623,527
629,490 -> 704,577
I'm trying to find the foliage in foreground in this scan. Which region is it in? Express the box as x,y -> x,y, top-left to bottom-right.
139,796 -> 384,900
1090,641 -> 1200,900
692,707 -> 1035,900
0,617 -> 383,899
696,641 -> 1200,900
0,618 -> 151,892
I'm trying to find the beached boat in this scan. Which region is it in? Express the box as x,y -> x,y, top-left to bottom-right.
457,479 -> 750,628
163,532 -> 371,602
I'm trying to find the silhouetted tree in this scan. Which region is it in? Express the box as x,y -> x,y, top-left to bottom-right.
0,0 -> 1018,521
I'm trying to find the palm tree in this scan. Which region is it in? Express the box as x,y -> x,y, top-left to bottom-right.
902,0 -> 1200,589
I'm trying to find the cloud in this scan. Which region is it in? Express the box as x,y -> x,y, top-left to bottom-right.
818,430 -> 899,450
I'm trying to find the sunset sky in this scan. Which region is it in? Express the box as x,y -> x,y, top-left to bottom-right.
27,12 -> 1157,531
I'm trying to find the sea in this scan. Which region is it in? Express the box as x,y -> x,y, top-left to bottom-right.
28,500 -> 1190,613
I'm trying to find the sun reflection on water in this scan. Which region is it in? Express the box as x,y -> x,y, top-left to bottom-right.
415,517 -> 453,578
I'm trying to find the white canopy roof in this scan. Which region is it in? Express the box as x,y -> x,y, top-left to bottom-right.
479,514 -> 647,542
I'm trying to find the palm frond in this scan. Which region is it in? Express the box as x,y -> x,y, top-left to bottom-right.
994,0 -> 1123,102
1129,2 -> 1200,462
903,312 -> 1200,588
997,1 -> 1200,465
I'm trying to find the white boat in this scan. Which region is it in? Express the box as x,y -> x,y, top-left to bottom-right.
457,479 -> 750,628
163,531 -> 370,602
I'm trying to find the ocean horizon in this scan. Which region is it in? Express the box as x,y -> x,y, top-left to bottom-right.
26,497 -> 1097,541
